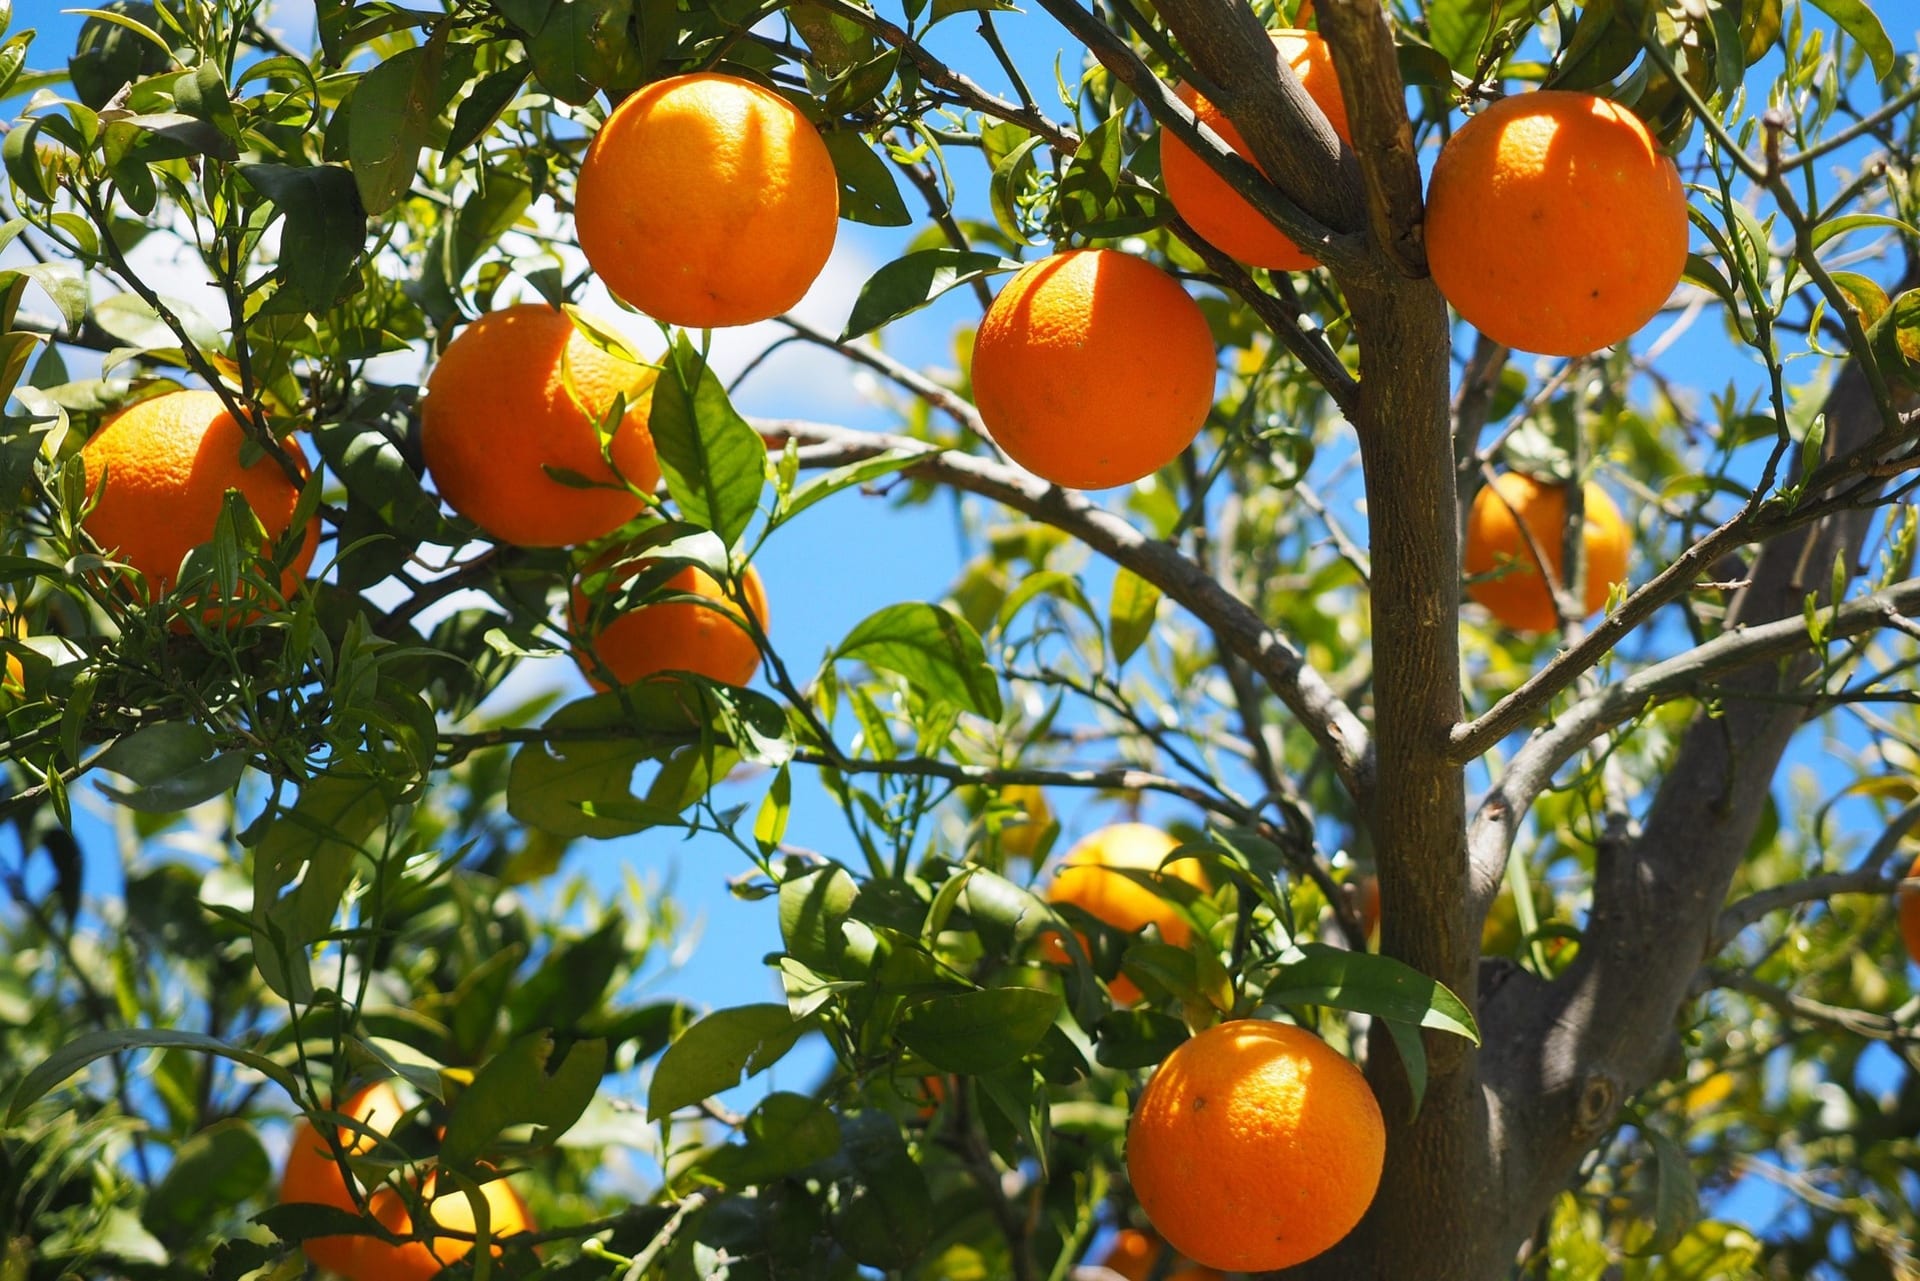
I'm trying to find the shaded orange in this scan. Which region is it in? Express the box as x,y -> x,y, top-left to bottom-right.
353,1173 -> 534,1281
1159,30 -> 1350,270
575,72 -> 839,328
571,561 -> 769,690
1044,824 -> 1206,1005
420,305 -> 661,548
1900,853 -> 1920,969
80,389 -> 317,613
277,1082 -> 409,1275
1425,90 -> 1688,356
1126,1020 -> 1384,1272
1099,1227 -> 1223,1281
1464,472 -> 1629,633
972,250 -> 1216,490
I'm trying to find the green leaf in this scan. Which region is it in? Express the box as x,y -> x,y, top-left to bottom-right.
1633,1130 -> 1702,1256
648,1004 -> 807,1120
833,601 -> 1002,718
700,1092 -> 842,1186
824,1112 -> 933,1269
1805,0 -> 1895,79
94,748 -> 248,813
753,763 -> 791,854
439,1032 -> 607,1168
239,163 -> 367,309
505,912 -> 627,1035
141,1120 -> 269,1243
1427,0 -> 1494,71
505,688 -> 703,839
248,774 -> 387,1002
648,335 -> 767,549
781,448 -> 922,522
779,863 -> 859,973
92,721 -> 213,783
1108,567 -> 1161,665
1381,1017 -> 1430,1122
821,130 -> 910,227
19,262 -> 87,328
1261,944 -> 1481,1043
897,986 -> 1062,1074
444,65 -> 529,158
842,249 -> 1011,341
8,1027 -> 299,1123
348,41 -> 441,215
1092,1008 -> 1189,1069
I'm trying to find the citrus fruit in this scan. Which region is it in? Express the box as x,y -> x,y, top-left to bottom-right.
419,304 -> 661,548
278,1082 -> 409,1275
1464,472 -> 1629,633
995,784 -> 1055,860
1126,1019 -> 1385,1272
971,249 -> 1216,490
1425,90 -> 1688,356
1099,1227 -> 1224,1281
571,560 -> 768,690
354,1173 -> 534,1281
1900,852 -> 1920,968
80,389 -> 318,613
1159,30 -> 1350,270
575,72 -> 839,328
1044,823 -> 1207,1005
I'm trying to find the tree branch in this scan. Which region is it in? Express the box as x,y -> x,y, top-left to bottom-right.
756,418 -> 1373,802
1312,0 -> 1429,277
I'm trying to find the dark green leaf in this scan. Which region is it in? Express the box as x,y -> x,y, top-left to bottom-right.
239,163 -> 367,309
779,864 -> 859,973
505,688 -> 702,839
842,249 -> 1012,341
825,1112 -> 932,1269
444,65 -> 529,158
8,1028 -> 300,1123
1262,944 -> 1480,1043
1092,1008 -> 1189,1069
833,601 -> 1002,718
647,1004 -> 806,1120
348,42 -> 441,215
649,335 -> 767,549
1108,567 -> 1160,665
821,130 -> 910,227
700,1092 -> 841,1185
141,1120 -> 269,1242
440,1032 -> 607,1168
897,986 -> 1061,1073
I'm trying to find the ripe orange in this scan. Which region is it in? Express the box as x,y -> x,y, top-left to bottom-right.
1900,852 -> 1920,968
1099,1227 -> 1224,1281
80,389 -> 317,612
1044,823 -> 1207,1005
419,305 -> 661,548
575,72 -> 839,328
1425,90 -> 1688,356
571,560 -> 768,690
1159,30 -> 1350,270
353,1173 -> 534,1281
278,1082 -> 409,1275
1126,1019 -> 1384,1272
995,783 -> 1055,860
1464,472 -> 1629,633
971,250 -> 1216,490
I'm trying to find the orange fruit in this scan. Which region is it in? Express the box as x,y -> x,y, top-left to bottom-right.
419,305 -> 661,548
971,250 -> 1216,490
1099,1227 -> 1224,1281
1464,472 -> 1629,633
80,389 -> 317,613
1126,1019 -> 1384,1272
1425,90 -> 1688,356
1159,30 -> 1350,270
994,784 -> 1055,860
1900,853 -> 1920,968
353,1173 -> 534,1281
1044,823 -> 1207,1005
571,560 -> 768,690
575,72 -> 839,328
277,1082 -> 409,1275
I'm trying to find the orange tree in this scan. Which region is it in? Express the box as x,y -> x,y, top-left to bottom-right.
2,0 -> 1920,1278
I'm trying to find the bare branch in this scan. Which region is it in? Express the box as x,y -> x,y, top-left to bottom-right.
1712,798 -> 1920,948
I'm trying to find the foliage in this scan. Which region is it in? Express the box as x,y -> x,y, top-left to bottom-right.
0,0 -> 1918,1278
